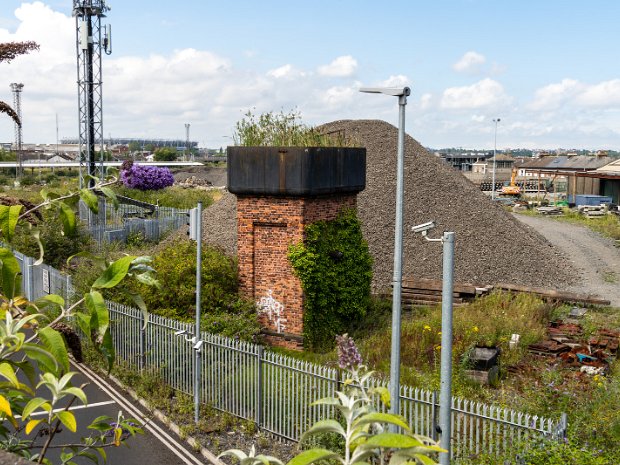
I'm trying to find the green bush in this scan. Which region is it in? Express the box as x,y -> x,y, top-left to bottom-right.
288,209 -> 373,351
12,209 -> 92,269
74,240 -> 260,341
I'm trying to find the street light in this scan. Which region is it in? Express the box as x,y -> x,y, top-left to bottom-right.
359,86 -> 410,419
491,118 -> 501,200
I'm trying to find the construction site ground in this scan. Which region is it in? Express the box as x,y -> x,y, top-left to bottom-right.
513,213 -> 620,308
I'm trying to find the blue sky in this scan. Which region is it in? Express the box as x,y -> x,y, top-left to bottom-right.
1,1 -> 620,149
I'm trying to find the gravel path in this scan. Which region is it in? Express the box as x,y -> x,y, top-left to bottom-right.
513,214 -> 620,307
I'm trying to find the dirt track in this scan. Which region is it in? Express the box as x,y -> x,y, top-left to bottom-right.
513,214 -> 620,307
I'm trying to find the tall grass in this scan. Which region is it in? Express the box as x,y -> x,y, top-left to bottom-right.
233,109 -> 359,147
113,185 -> 214,209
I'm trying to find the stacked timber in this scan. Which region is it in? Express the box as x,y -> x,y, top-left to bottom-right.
400,277 -> 492,307
495,283 -> 611,306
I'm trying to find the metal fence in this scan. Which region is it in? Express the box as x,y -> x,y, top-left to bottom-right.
79,198 -> 188,244
107,301 -> 567,457
7,246 -> 567,459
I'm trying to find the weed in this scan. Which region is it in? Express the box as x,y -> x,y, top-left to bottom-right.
602,270 -> 618,283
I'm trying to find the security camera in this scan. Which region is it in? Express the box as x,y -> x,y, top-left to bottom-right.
411,221 -> 436,234
193,340 -> 204,351
174,330 -> 186,336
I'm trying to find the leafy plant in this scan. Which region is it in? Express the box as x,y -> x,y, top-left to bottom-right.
220,335 -> 443,465
0,174 -> 158,463
233,109 -> 358,147
288,210 -> 373,351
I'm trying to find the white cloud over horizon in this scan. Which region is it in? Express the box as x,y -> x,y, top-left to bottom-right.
1,3 -> 620,150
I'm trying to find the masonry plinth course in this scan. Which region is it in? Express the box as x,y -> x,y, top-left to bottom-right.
229,146 -> 366,350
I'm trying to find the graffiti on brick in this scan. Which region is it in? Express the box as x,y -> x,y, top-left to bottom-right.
257,290 -> 287,333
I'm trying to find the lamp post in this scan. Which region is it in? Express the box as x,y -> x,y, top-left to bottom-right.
491,118 -> 501,199
359,86 -> 410,419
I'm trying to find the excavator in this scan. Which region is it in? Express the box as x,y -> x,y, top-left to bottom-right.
500,168 -> 521,197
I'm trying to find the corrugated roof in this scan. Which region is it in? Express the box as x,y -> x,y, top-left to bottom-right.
521,156 -> 612,171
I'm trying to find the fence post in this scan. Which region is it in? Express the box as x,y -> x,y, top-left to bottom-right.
431,390 -> 439,442
256,346 -> 263,428
140,311 -> 147,371
23,256 -> 34,300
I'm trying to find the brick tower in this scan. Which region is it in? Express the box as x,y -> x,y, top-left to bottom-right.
228,147 -> 366,349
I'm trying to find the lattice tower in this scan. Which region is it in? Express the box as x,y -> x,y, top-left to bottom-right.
10,83 -> 24,177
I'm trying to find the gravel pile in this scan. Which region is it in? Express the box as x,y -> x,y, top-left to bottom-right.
198,119 -> 576,292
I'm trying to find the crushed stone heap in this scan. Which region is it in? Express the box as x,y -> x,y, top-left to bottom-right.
199,119 -> 576,292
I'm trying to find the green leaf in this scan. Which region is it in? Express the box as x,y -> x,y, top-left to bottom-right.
300,419 -> 345,442
22,397 -> 51,418
0,362 -> 19,387
64,387 -> 88,406
38,326 -> 70,374
354,412 -> 410,432
0,247 -> 22,299
100,329 -> 115,373
286,449 -> 340,465
92,255 -> 136,289
85,291 -> 108,337
22,342 -> 58,375
36,294 -> 65,311
99,187 -> 119,209
360,433 -> 423,450
56,410 -> 77,432
371,386 -> 391,409
79,189 -> 99,214
24,229 -> 44,266
0,205 -> 22,242
88,415 -> 114,431
95,447 -> 107,463
25,418 -> 43,435
127,293 -> 149,330
58,202 -> 77,237
133,272 -> 160,289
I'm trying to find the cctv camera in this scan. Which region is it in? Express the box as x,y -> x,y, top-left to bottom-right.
193,340 -> 204,351
174,330 -> 186,336
411,221 -> 436,234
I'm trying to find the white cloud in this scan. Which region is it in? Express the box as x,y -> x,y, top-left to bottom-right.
266,64 -> 304,79
528,79 -> 582,110
378,75 -> 409,88
317,55 -> 357,77
440,78 -> 512,110
453,51 -> 486,73
576,79 -> 620,107
419,93 -> 433,110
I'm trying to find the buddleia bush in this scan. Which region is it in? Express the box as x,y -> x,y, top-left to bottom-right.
120,160 -> 174,191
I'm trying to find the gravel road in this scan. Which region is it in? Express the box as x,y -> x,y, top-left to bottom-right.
513,214 -> 620,307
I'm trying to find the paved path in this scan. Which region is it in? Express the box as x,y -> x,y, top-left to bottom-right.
38,362 -> 209,465
513,214 -> 620,307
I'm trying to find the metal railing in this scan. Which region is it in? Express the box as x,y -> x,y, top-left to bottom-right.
9,248 -> 567,458
79,198 -> 188,244
107,301 -> 566,456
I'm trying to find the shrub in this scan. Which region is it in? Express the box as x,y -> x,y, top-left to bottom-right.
120,160 -> 174,191
288,209 -> 373,351
113,185 -> 213,209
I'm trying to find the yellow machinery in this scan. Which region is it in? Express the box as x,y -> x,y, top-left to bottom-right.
500,168 -> 521,196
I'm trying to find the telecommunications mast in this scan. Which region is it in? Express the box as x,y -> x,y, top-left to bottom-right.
73,0 -> 112,188
10,83 -> 24,178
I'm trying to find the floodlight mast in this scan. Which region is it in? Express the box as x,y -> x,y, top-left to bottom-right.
73,0 -> 111,188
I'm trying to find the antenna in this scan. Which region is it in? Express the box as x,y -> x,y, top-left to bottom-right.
10,83 -> 24,179
73,0 -> 111,188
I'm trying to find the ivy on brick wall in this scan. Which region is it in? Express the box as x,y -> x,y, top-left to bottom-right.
288,209 -> 373,351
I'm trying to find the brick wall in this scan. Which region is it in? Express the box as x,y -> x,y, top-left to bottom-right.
236,194 -> 357,349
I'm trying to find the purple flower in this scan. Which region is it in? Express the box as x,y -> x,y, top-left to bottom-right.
336,333 -> 363,370
121,164 -> 174,191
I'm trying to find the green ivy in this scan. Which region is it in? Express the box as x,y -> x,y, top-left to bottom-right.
288,209 -> 373,351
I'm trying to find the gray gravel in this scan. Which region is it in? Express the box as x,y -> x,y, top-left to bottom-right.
198,119 -> 577,292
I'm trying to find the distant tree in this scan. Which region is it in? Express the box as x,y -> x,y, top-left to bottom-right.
0,149 -> 16,162
127,141 -> 141,153
0,41 -> 39,126
144,143 -> 156,153
154,147 -> 178,161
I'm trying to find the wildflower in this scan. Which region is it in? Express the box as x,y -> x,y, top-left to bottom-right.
437,331 -> 442,336
335,333 -> 363,370
423,325 -> 431,332
434,345 -> 441,351
472,326 -> 479,333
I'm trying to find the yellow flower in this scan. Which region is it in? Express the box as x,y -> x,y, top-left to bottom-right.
472,326 -> 479,333
437,331 -> 442,336
435,345 -> 441,351
423,325 -> 431,332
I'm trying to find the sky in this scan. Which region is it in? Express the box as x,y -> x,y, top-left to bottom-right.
1,0 -> 620,150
